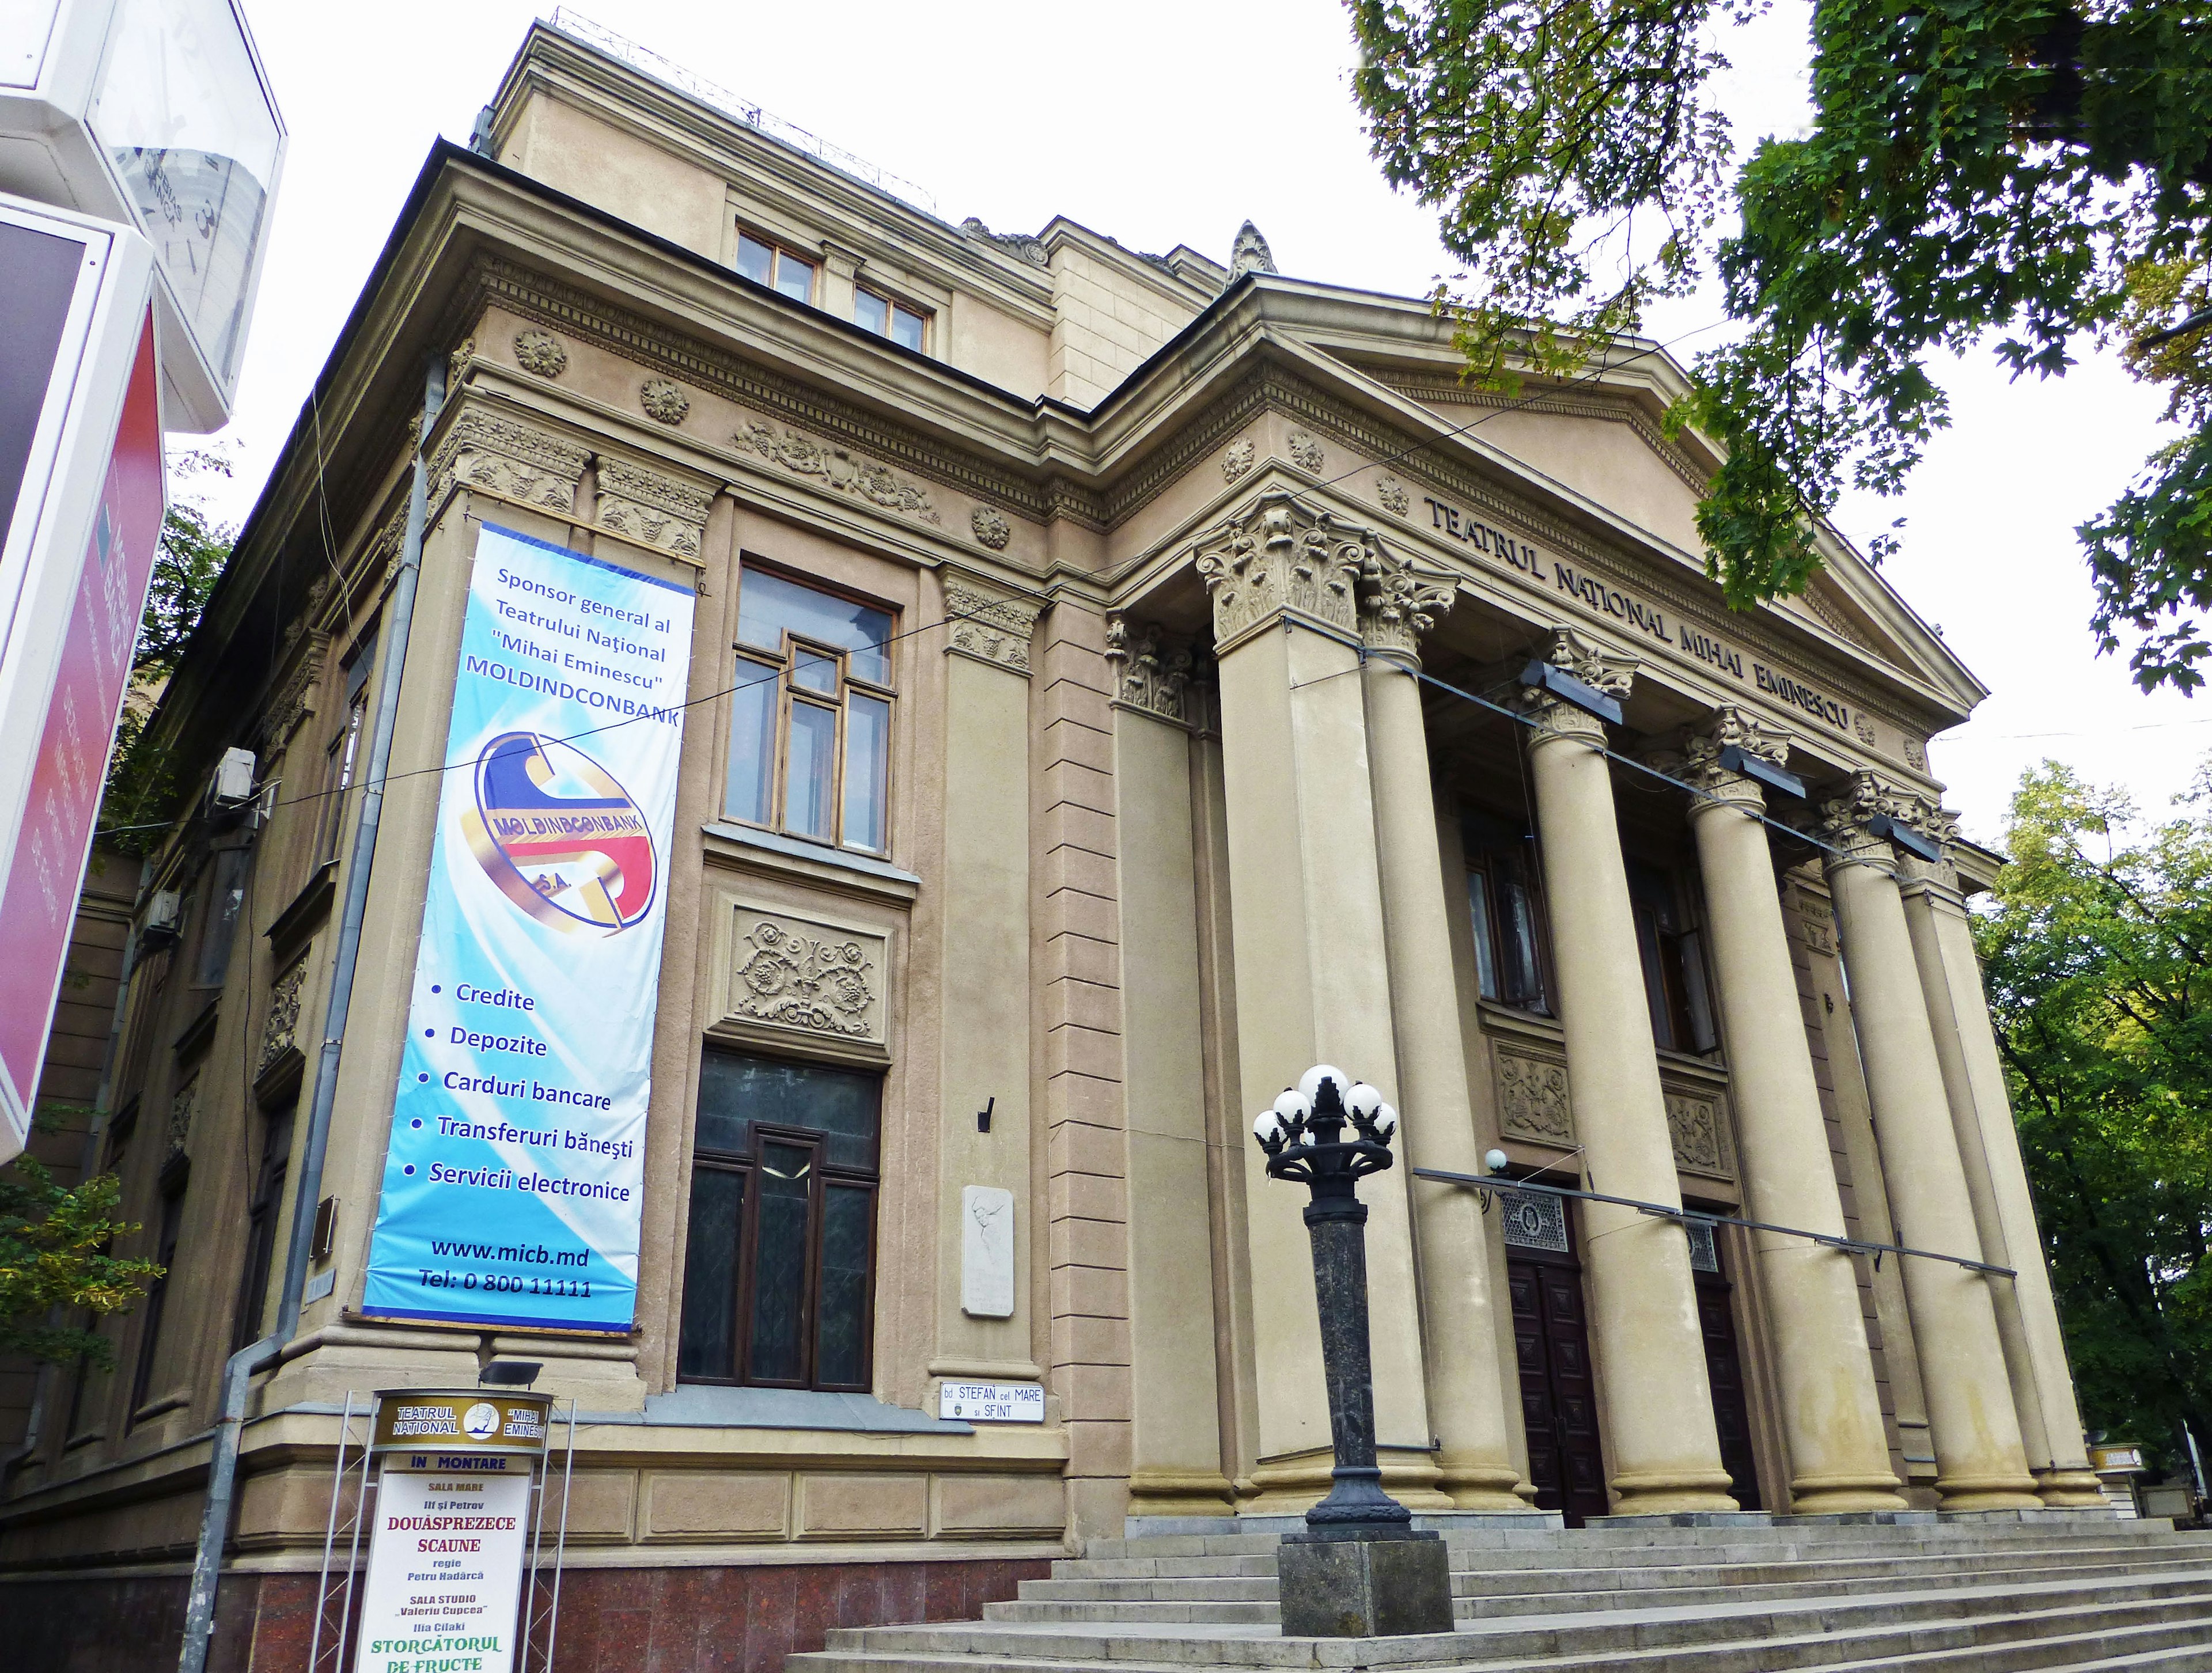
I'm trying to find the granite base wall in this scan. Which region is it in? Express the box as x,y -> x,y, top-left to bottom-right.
0,1557 -> 1054,1673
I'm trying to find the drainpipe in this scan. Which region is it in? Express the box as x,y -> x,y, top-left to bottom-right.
177,354 -> 445,1673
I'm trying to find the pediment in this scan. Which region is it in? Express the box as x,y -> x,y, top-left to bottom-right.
1303,335 -> 1986,716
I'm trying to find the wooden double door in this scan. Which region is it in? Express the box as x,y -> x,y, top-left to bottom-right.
1504,1195 -> 1762,1523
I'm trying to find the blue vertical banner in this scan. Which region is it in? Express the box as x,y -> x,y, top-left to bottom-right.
363,524 -> 695,1333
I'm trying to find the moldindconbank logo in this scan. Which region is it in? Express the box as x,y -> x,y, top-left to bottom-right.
461,731 -> 658,933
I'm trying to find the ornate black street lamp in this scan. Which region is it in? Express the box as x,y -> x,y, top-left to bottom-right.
1252,1065 -> 1452,1637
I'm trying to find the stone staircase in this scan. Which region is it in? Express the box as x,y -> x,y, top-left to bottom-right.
791,1515 -> 2212,1673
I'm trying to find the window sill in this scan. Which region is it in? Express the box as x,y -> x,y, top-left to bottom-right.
624,1383 -> 971,1435
703,822 -> 920,900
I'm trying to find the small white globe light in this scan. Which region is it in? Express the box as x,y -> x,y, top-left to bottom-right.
1253,1109 -> 1283,1144
1299,1064 -> 1349,1105
1273,1088 -> 1313,1122
1484,1148 -> 1510,1174
1346,1082 -> 1384,1118
1373,1103 -> 1399,1140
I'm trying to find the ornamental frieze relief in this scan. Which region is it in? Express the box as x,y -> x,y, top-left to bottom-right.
1495,1050 -> 1573,1145
724,910 -> 886,1046
943,577 -> 1044,673
429,409 -> 588,515
262,629 -> 328,752
513,328 -> 569,378
1665,1091 -> 1731,1177
258,959 -> 308,1080
639,377 -> 691,426
166,1079 -> 198,1159
594,456 -> 711,560
969,505 -> 1012,551
1104,614 -> 1192,723
735,418 -> 942,526
1286,428 -> 1324,473
1222,438 -> 1256,483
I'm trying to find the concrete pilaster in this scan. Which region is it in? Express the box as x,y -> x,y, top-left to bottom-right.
1106,615 -> 1235,1516
1817,774 -> 2040,1511
1669,712 -> 1905,1513
1196,497 -> 1443,1512
1899,856 -> 2105,1508
1357,560 -> 1528,1512
1520,629 -> 1737,1515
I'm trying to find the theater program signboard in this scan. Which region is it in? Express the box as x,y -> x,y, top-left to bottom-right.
362,524 -> 694,1333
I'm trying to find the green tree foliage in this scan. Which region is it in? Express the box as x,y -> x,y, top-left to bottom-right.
1347,0 -> 2212,688
1976,761 -> 2212,1462
99,450 -> 234,855
0,1156 -> 160,1367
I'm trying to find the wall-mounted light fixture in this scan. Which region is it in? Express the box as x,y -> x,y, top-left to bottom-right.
1518,660 -> 1622,725
1719,744 -> 1805,800
1868,813 -> 1942,862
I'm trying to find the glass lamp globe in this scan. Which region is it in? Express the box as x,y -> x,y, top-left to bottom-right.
1298,1064 -> 1349,1105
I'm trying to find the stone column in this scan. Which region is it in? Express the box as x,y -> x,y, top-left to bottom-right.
1196,495 -> 1444,1511
1106,616 -> 1236,1516
1896,825 -> 2106,1507
1668,713 -> 1905,1513
1816,775 -> 2041,1511
1356,553 -> 1528,1511
1520,628 -> 1737,1515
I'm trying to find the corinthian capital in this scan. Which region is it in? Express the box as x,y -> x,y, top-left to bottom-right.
1194,491 -> 1369,651
1654,705 -> 1796,812
1104,613 -> 1194,723
1355,547 -> 1458,661
1519,627 -> 1637,743
1809,769 -> 1959,871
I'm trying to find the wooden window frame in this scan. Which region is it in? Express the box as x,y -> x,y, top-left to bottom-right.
854,286 -> 930,353
1627,861 -> 1719,1056
682,1108 -> 880,1394
734,228 -> 819,305
725,564 -> 897,857
1464,821 -> 1556,1016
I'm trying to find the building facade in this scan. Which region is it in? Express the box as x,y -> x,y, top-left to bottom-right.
0,20 -> 2107,1669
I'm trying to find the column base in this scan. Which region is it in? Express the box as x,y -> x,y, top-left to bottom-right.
1127,1469 -> 1237,1518
1934,1472 -> 2046,1512
2035,1466 -> 2115,1509
1277,1530 -> 1455,1638
1244,1450 -> 1455,1513
1787,1473 -> 1912,1515
1608,1468 -> 1741,1516
1433,1458 -> 1531,1512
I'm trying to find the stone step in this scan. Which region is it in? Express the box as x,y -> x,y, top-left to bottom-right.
800,1573 -> 2212,1670
1077,1518 -> 2173,1564
1058,1530 -> 2211,1581
1039,1542 -> 2207,1598
992,1556 -> 2212,1623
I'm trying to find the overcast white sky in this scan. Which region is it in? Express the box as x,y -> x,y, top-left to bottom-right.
199,1 -> 2195,847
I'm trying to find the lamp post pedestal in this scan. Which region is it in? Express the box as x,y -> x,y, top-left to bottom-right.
1256,1069 -> 1455,1638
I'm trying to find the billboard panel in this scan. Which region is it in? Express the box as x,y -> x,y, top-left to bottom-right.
0,309 -> 162,1152
362,523 -> 694,1334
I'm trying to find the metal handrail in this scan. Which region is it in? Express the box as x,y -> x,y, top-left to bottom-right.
1414,1165 -> 2016,1277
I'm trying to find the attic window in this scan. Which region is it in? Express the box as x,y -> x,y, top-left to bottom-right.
855,288 -> 927,352
736,230 -> 816,304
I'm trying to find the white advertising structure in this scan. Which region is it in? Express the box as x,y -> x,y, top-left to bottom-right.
0,192 -> 157,1160
0,0 -> 285,432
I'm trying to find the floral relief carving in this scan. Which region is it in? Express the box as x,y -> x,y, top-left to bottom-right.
428,409 -> 588,514
1666,1092 -> 1728,1175
731,919 -> 881,1042
970,505 -> 1012,551
1222,438 -> 1256,483
1104,614 -> 1192,722
1286,428 -> 1324,473
943,578 -> 1044,673
166,1079 -> 198,1159
264,633 -> 328,748
1375,474 -> 1410,516
1854,714 -> 1877,746
447,335 -> 476,386
1194,492 -> 1365,646
639,378 -> 691,426
258,959 -> 308,1079
736,418 -> 942,525
1496,1050 -> 1573,1144
513,328 -> 569,378
594,457 -> 711,559
1904,738 -> 1928,771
